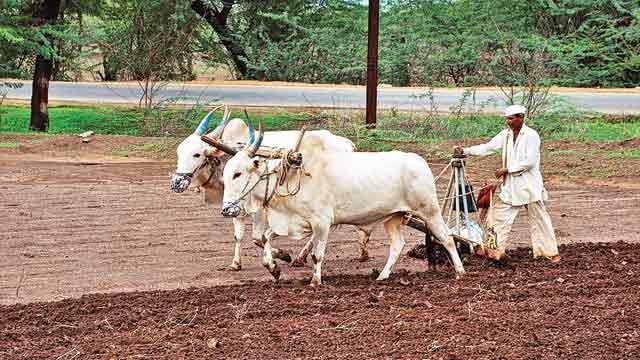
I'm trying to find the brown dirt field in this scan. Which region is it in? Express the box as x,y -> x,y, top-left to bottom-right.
2,244 -> 640,359
1,134 -> 639,358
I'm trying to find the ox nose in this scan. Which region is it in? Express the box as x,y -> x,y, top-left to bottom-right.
170,174 -> 191,193
221,201 -> 241,218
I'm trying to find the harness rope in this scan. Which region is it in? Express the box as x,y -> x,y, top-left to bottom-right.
440,183 -> 495,201
200,157 -> 221,187
226,150 -> 307,210
265,150 -> 306,205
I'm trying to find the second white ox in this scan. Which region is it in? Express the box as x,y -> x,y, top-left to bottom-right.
170,108 -> 372,270
216,123 -> 465,286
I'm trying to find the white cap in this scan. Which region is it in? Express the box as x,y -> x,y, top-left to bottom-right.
504,105 -> 527,117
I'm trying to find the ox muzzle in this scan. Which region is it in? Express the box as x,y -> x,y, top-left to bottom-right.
221,200 -> 242,218
170,173 -> 192,193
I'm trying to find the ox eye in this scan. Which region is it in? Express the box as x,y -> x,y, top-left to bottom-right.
233,172 -> 241,180
193,153 -> 201,158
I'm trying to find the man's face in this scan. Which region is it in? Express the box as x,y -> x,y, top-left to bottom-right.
505,114 -> 524,131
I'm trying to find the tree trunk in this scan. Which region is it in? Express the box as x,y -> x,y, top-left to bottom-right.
30,58 -> 54,131
190,0 -> 248,78
30,0 -> 62,132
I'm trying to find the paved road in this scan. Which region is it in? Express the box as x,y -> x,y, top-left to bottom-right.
6,81 -> 640,114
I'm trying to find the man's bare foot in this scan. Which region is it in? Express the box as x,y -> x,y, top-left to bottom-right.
550,255 -> 561,263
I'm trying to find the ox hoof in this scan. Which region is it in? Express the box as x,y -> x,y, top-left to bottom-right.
309,277 -> 322,288
375,273 -> 390,281
291,257 -> 307,267
228,263 -> 242,271
270,265 -> 281,281
274,249 -> 292,263
358,253 -> 370,262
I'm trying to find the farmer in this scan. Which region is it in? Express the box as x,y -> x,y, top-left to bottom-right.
453,104 -> 561,263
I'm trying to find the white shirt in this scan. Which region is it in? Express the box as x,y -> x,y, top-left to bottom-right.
463,124 -> 548,206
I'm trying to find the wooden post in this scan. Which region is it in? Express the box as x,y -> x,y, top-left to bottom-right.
365,0 -> 379,129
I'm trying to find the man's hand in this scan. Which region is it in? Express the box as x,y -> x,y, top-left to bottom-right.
494,168 -> 508,180
453,146 -> 464,156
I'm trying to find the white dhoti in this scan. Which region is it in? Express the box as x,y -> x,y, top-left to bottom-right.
490,197 -> 559,259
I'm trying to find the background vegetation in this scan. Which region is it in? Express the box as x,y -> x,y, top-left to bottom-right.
2,104 -> 638,146
2,0 -> 639,88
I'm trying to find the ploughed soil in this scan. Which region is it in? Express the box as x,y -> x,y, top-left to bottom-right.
2,243 -> 640,359
1,134 -> 640,359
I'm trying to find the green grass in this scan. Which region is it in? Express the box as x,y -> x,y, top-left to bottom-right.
1,104 -> 638,148
0,141 -> 18,148
0,105 -> 305,137
314,109 -> 639,149
603,149 -> 640,159
140,142 -> 171,152
109,138 -> 179,159
1,105 -> 143,135
548,149 -> 579,157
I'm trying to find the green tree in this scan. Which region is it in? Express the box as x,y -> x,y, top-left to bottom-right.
534,0 -> 640,87
98,0 -> 200,84
1,0 -> 99,131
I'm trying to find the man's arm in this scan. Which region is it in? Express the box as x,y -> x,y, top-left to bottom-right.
462,131 -> 505,157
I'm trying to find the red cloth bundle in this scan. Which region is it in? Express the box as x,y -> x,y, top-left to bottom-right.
476,184 -> 497,209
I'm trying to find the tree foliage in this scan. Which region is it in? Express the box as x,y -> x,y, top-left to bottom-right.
2,0 -> 639,88
98,0 -> 200,82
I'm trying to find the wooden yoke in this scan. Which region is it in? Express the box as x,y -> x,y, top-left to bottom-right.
200,134 -> 304,166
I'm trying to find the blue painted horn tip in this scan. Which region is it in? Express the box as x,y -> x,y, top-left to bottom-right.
247,119 -> 255,144
196,110 -> 215,134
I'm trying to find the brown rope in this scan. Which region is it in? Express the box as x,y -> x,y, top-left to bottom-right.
262,150 -> 307,207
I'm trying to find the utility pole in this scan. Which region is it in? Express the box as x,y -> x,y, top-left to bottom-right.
365,0 -> 379,128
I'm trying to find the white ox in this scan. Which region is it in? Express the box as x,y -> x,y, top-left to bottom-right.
170,108 -> 372,270
216,123 -> 465,286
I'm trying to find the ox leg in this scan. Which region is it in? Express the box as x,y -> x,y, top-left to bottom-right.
310,223 -> 330,287
229,217 -> 244,271
265,229 -> 292,263
251,211 -> 292,263
427,216 -> 465,278
377,214 -> 406,281
260,233 -> 281,281
292,239 -> 313,267
250,211 -> 279,279
357,226 -> 372,262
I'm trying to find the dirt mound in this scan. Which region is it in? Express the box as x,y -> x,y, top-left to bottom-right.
2,242 -> 639,359
615,137 -> 640,149
2,134 -> 640,358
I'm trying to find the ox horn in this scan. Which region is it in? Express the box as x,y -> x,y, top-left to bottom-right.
194,104 -> 224,135
245,110 -> 264,158
209,104 -> 233,139
217,104 -> 231,139
247,115 -> 255,145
